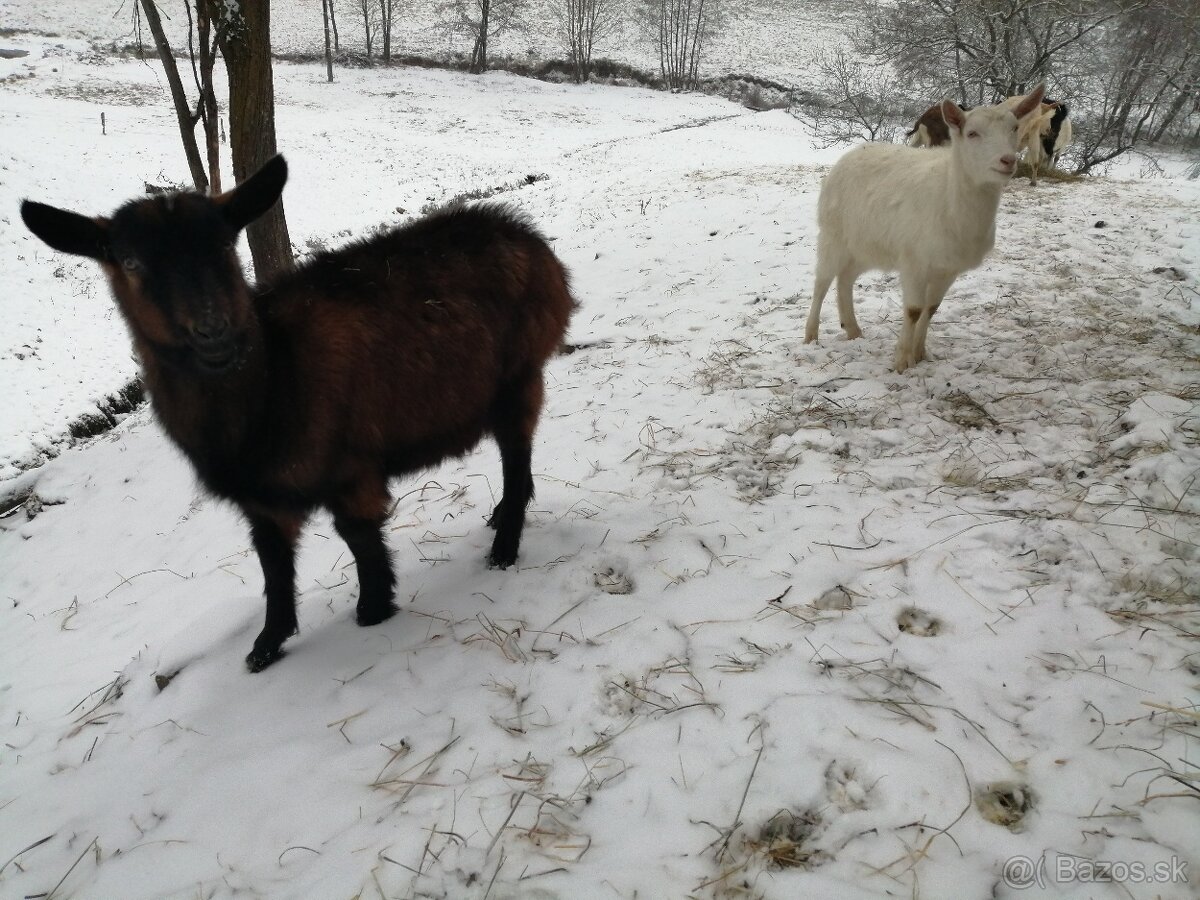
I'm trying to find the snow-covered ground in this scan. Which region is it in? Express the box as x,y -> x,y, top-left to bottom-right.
3,21 -> 1199,900
0,0 -> 857,85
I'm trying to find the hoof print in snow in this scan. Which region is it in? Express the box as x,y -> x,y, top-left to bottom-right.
1150,265 -> 1186,281
825,760 -> 871,812
594,567 -> 633,595
975,781 -> 1034,831
747,808 -> 824,870
897,606 -> 943,637
813,585 -> 853,610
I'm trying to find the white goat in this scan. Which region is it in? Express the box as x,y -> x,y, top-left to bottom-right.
804,85 -> 1045,372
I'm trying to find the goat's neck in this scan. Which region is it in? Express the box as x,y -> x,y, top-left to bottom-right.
941,154 -> 1004,247
137,321 -> 269,464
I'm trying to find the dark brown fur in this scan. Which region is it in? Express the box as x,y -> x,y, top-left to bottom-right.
906,102 -> 969,147
22,157 -> 575,671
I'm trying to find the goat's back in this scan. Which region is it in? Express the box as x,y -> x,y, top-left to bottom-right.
253,204 -> 573,470
818,144 -> 963,273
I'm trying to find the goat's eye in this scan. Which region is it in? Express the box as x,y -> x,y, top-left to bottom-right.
967,130 -> 979,138
121,257 -> 142,272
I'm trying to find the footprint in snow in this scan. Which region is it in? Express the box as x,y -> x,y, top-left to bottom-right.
897,606 -> 943,637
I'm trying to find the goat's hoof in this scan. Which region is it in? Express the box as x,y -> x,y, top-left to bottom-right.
844,327 -> 862,340
485,502 -> 506,529
356,600 -> 398,627
803,332 -> 817,344
246,644 -> 286,673
488,548 -> 518,570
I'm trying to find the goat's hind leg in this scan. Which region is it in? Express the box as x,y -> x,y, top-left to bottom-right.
488,370 -> 542,568
805,265 -> 834,344
332,480 -> 397,628
836,269 -> 862,339
246,511 -> 305,672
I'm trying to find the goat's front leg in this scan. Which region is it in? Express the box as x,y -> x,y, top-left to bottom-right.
914,272 -> 957,363
332,480 -> 397,628
894,272 -> 925,373
246,511 -> 304,672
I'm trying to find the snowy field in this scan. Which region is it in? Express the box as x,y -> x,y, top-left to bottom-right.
3,15 -> 1200,900
0,0 -> 858,85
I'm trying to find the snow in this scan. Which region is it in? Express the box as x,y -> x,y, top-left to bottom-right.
3,16 -> 1200,900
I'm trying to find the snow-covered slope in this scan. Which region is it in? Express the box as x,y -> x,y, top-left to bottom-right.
2,33 -> 1199,900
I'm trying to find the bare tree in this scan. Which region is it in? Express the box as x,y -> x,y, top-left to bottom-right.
138,0 -> 208,191
639,0 -> 719,91
322,0 -> 335,81
380,0 -> 398,62
184,1 -> 223,192
1059,0 -> 1200,170
206,0 -> 292,281
802,47 -> 904,146
356,0 -> 380,59
443,0 -> 530,74
848,0 -> 1197,170
857,0 -> 1133,104
557,0 -> 621,83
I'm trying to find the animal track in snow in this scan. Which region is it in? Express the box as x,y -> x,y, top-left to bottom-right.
896,606 -> 943,637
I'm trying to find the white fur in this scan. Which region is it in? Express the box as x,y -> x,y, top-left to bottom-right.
1050,116 -> 1072,169
805,87 -> 1044,372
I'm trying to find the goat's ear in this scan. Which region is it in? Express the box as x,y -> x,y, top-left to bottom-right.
218,155 -> 288,232
21,201 -> 111,261
1011,84 -> 1046,120
941,100 -> 967,133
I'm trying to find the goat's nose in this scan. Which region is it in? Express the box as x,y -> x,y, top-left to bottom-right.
192,318 -> 231,342
1000,154 -> 1017,167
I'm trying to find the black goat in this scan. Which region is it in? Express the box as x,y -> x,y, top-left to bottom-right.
22,156 -> 576,670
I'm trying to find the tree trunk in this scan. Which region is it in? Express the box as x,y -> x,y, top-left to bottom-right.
380,0 -> 392,62
330,0 -> 339,51
322,0 -> 335,81
361,2 -> 373,59
213,0 -> 292,282
140,0 -> 208,192
196,5 -> 222,193
472,0 -> 490,73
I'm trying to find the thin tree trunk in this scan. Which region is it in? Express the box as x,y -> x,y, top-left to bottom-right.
361,2 -> 373,59
196,4 -> 222,193
471,0 -> 490,74
380,0 -> 392,62
139,0 -> 208,191
322,0 -> 335,81
213,0 -> 292,281
330,0 -> 339,51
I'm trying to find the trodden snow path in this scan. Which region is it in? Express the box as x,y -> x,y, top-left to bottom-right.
3,52 -> 1200,900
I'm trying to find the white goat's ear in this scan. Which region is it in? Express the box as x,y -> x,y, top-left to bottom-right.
1011,84 -> 1046,120
941,100 -> 967,133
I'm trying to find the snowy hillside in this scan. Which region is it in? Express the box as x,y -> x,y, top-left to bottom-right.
3,14 -> 1200,900
0,0 -> 857,85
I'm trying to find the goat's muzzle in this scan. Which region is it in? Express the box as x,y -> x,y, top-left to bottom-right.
188,318 -> 239,372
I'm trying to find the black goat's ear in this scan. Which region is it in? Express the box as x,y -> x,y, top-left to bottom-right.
218,155 -> 288,232
21,201 -> 111,260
